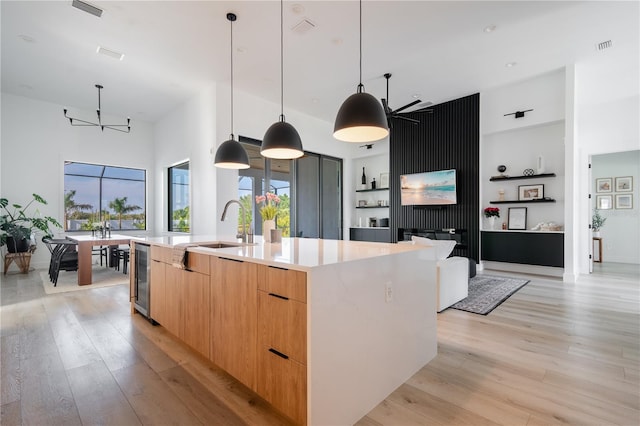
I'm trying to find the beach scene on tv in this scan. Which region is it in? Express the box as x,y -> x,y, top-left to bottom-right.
400,169 -> 457,205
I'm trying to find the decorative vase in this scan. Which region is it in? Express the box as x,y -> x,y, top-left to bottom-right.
537,155 -> 545,174
263,219 -> 275,243
488,216 -> 496,230
593,230 -> 601,238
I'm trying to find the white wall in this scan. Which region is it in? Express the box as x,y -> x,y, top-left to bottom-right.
0,93 -> 155,268
591,151 -> 640,264
482,122 -> 565,229
575,34 -> 640,273
153,84 -> 218,237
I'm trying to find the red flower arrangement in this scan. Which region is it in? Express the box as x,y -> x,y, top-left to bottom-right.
484,207 -> 500,218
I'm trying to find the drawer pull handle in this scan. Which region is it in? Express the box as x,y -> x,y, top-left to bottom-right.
269,348 -> 289,360
268,293 -> 289,300
268,265 -> 289,271
220,257 -> 243,263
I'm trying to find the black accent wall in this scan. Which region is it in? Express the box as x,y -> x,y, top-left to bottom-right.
390,93 -> 480,262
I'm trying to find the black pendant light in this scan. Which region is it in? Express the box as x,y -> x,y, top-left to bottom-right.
333,0 -> 388,143
261,0 -> 303,159
214,13 -> 250,169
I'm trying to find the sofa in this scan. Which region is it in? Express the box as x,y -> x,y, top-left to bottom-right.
411,236 -> 470,312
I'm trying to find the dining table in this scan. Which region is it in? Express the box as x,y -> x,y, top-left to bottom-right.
66,234 -> 132,285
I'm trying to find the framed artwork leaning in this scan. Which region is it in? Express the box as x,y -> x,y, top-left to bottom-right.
519,184 -> 544,201
508,207 -> 527,230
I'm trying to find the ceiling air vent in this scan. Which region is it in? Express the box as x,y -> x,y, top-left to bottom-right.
596,40 -> 612,51
291,18 -> 316,35
96,46 -> 124,61
72,0 -> 103,18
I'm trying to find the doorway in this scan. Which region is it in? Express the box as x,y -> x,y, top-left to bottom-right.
590,150 -> 640,277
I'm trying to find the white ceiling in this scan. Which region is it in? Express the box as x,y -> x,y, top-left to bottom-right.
1,1 -> 638,125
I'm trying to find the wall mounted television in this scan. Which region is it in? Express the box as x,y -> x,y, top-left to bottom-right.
400,169 -> 457,206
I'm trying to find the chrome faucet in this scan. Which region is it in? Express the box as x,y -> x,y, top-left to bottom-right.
221,199 -> 247,243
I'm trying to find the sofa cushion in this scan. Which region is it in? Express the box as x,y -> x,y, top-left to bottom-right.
411,236 -> 456,260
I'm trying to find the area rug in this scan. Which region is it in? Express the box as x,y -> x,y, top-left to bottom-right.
451,274 -> 530,315
40,266 -> 128,294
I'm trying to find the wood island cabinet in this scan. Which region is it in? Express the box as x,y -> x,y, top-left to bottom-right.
149,247 -> 210,358
257,265 -> 307,425
210,256 -> 258,390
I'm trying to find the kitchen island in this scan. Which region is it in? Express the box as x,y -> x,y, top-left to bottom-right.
130,236 -> 437,425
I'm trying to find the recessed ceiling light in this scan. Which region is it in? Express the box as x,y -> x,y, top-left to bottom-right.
505,62 -> 517,68
96,46 -> 125,61
332,38 -> 343,45
483,25 -> 497,33
412,94 -> 420,99
312,98 -> 319,103
291,4 -> 305,14
18,34 -> 35,43
236,46 -> 247,53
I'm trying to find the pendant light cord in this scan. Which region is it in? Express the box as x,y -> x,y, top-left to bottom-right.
358,0 -> 363,94
280,0 -> 284,120
230,15 -> 234,139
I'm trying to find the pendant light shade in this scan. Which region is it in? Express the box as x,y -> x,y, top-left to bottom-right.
333,0 -> 388,143
214,136 -> 250,169
261,117 -> 304,159
214,12 -> 250,169
333,87 -> 389,143
261,0 -> 304,159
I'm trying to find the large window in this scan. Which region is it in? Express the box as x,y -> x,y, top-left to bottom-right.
168,161 -> 190,232
64,161 -> 146,231
238,138 -> 292,237
238,137 -> 342,239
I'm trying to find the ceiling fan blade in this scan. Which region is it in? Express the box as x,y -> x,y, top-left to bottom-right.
393,99 -> 421,114
381,98 -> 390,114
393,115 -> 420,124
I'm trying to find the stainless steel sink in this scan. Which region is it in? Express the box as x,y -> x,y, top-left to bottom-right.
196,241 -> 246,249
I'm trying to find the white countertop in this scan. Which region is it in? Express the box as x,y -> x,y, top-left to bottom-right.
134,235 -> 429,272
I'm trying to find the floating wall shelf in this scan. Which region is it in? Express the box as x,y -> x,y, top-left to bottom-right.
356,188 -> 389,193
489,173 -> 556,182
490,199 -> 556,204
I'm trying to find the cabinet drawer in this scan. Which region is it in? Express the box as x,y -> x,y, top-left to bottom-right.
257,347 -> 307,425
185,252 -> 210,275
258,291 -> 306,364
150,245 -> 172,263
258,266 -> 307,303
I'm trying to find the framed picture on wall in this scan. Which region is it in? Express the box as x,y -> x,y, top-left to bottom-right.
615,194 -> 633,209
615,176 -> 633,192
596,195 -> 613,210
518,184 -> 544,201
379,172 -> 389,189
508,207 -> 527,230
596,178 -> 612,193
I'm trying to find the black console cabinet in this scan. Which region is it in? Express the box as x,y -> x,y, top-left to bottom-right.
481,231 -> 564,267
349,227 -> 391,243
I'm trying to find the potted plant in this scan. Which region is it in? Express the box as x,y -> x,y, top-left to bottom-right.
0,193 -> 61,253
484,206 -> 500,230
592,209 -> 606,237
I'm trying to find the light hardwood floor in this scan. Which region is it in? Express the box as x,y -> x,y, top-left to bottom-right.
1,263 -> 638,425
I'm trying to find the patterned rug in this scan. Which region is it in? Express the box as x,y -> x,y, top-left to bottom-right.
451,274 -> 530,315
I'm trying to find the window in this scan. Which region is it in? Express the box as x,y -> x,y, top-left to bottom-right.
238,138 -> 292,237
168,161 -> 190,232
238,137 -> 342,239
64,161 -> 146,231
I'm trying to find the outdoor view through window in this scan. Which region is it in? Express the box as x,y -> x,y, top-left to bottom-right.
169,161 -> 190,232
64,161 -> 146,231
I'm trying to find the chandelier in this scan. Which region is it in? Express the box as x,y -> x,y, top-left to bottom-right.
63,84 -> 131,133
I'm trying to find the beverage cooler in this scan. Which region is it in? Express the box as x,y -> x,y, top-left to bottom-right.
133,242 -> 151,318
